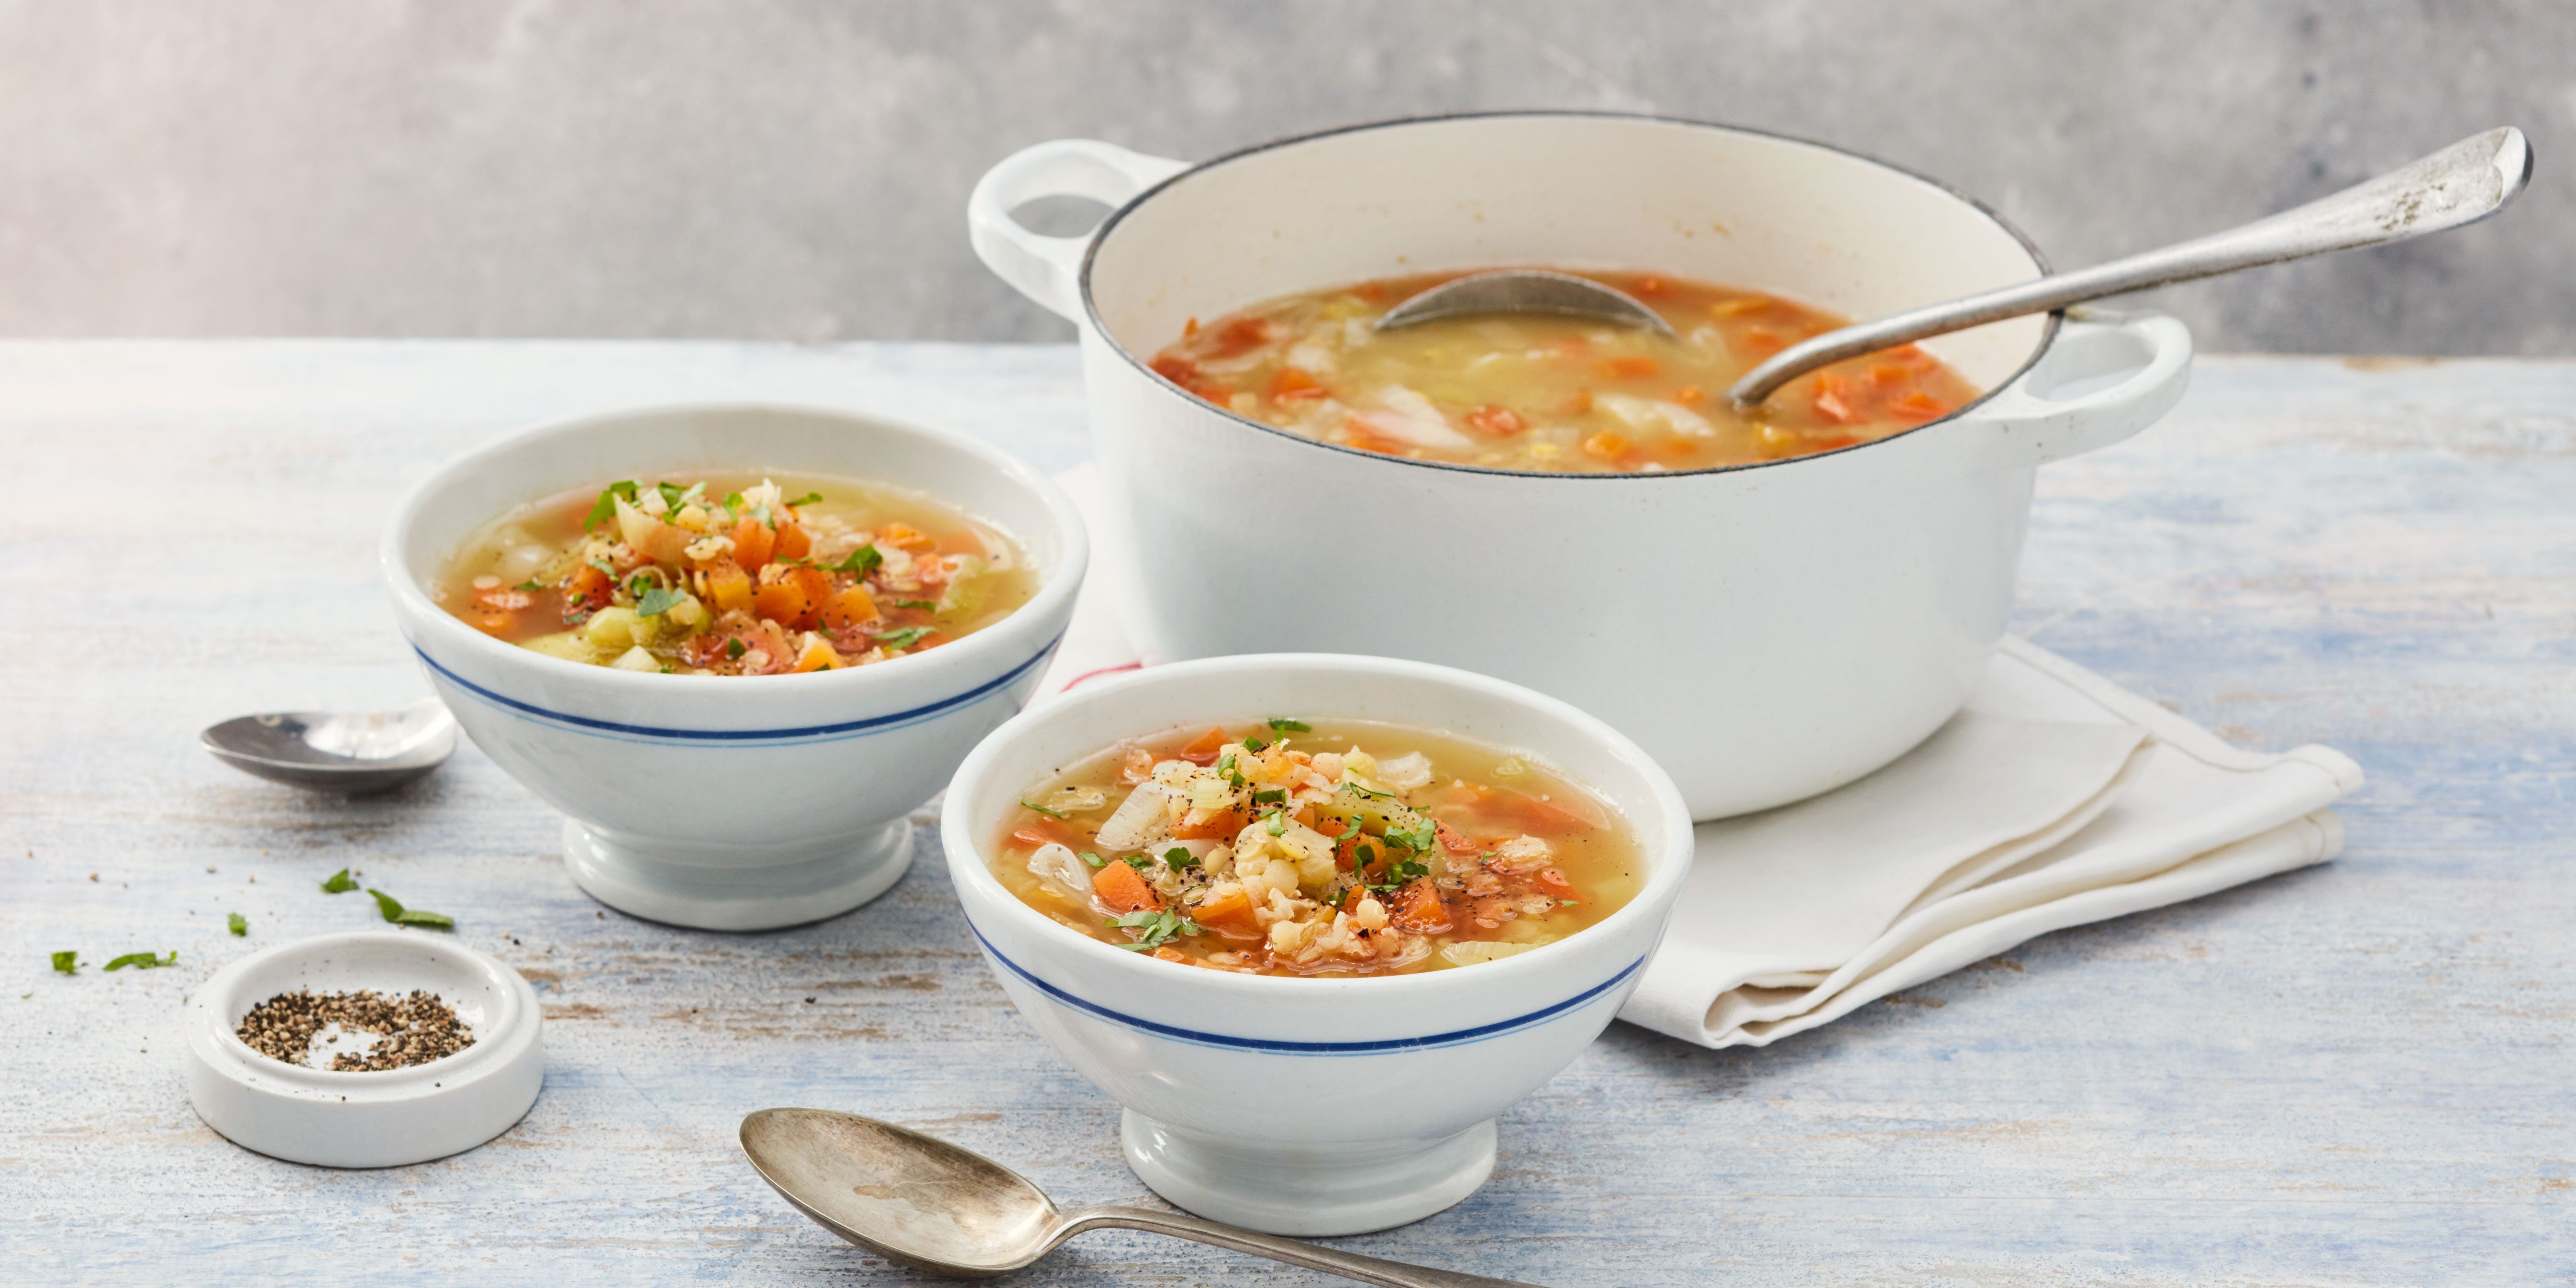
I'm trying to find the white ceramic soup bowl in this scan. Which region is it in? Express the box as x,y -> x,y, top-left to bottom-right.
970,111 -> 2193,821
941,653 -> 1694,1236
386,404 -> 1085,931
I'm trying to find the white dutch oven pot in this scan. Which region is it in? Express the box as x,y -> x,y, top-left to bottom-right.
971,113 -> 2191,820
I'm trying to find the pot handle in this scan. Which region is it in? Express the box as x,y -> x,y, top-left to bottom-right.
968,139 -> 1190,322
1966,308 -> 2194,466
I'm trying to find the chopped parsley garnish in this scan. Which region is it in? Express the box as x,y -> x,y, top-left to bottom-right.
1355,843 -> 1378,867
785,491 -> 823,508
320,867 -> 359,894
872,626 -> 933,650
723,491 -> 746,511
1265,811 -> 1288,837
1342,780 -> 1392,800
1019,799 -> 1067,819
1161,846 -> 1199,872
832,544 -> 884,574
583,480 -> 640,530
1383,819 -> 1438,854
1251,788 -> 1286,807
655,481 -> 691,511
513,578 -> 544,592
104,951 -> 177,971
1121,855 -> 1155,874
1241,735 -> 1268,753
1558,899 -> 1582,907
227,912 -> 247,937
726,637 -> 747,660
889,598 -> 937,610
366,889 -> 455,931
587,558 -> 616,577
634,583 -> 688,617
1266,717 -> 1310,733
1079,851 -> 1107,868
1107,909 -> 1199,952
49,951 -> 77,974
1331,818 -> 1363,845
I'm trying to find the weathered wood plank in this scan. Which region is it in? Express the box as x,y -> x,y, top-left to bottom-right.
1,346 -> 2566,1286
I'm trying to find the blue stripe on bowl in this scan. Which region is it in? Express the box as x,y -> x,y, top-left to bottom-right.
970,922 -> 1644,1054
409,631 -> 1060,744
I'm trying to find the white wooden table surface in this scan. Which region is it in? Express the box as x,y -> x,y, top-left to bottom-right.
2,344 -> 2568,1287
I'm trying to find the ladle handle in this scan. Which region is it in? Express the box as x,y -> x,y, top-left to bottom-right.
1063,1205 -> 1548,1288
1730,125 -> 2532,408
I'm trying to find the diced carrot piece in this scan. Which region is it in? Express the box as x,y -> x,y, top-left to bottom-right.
1594,355 -> 1661,379
879,522 -> 937,554
1181,317 -> 1200,340
469,611 -> 518,637
1464,405 -> 1525,436
1177,726 -> 1231,765
1632,275 -> 1668,296
754,567 -> 828,630
1558,390 -> 1593,415
1671,384 -> 1705,405
1436,822 -> 1479,855
1739,328 -> 1786,356
1173,808 -> 1246,841
703,559 -> 754,614
1891,390 -> 1953,422
1213,317 -> 1272,355
1152,946 -> 1189,964
1868,363 -> 1910,387
1813,372 -> 1856,425
773,522 -> 812,563
818,583 -> 878,633
1093,861 -> 1162,914
1193,888 -> 1260,936
731,515 -> 776,571
1710,297 -> 1764,317
793,634 -> 841,672
563,564 -> 613,612
1267,366 -> 1327,402
1354,282 -> 1388,303
1388,877 -> 1452,934
1580,430 -> 1634,462
1151,354 -> 1200,385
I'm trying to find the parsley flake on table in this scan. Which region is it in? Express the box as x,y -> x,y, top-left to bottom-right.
320,868 -> 359,894
49,951 -> 77,975
366,889 -> 456,931
227,912 -> 247,937
104,951 -> 177,971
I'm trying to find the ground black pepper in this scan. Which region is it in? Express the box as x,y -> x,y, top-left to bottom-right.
234,988 -> 474,1071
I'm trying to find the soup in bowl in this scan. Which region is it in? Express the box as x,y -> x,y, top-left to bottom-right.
385,404 -> 1085,932
941,654 -> 1693,1236
970,113 -> 2191,821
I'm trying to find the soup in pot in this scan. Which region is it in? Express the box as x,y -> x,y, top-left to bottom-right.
993,718 -> 1643,976
1146,269 -> 1980,473
435,472 -> 1035,674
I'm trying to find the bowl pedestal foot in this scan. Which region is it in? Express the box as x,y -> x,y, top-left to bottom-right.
1120,1109 -> 1496,1236
560,817 -> 911,931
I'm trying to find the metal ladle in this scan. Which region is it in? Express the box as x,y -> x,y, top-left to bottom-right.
199,697 -> 456,794
740,1108 -> 1541,1287
1376,127 -> 2530,410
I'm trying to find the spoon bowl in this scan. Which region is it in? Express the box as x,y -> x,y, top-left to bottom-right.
199,697 -> 455,794
740,1108 -> 1543,1287
1374,268 -> 1675,337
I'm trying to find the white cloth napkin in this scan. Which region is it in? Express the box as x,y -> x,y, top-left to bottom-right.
1035,466 -> 2364,1049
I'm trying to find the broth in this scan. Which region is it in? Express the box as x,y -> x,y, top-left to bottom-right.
435,472 -> 1035,675
993,719 -> 1643,977
1147,269 -> 1981,473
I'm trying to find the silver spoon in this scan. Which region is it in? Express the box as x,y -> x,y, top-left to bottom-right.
1731,126 -> 2531,407
199,697 -> 456,794
740,1108 -> 1543,1287
1377,268 -> 1675,338
1371,128 -> 2528,410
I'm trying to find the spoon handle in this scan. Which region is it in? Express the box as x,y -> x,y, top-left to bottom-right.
1062,1205 -> 1548,1288
1729,126 -> 2531,408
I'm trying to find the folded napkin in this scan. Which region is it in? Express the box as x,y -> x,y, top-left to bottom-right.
1035,466 -> 2363,1049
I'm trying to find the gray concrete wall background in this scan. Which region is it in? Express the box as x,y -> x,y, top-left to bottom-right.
1,0 -> 2567,352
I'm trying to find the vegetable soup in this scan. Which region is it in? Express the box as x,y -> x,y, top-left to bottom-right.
1148,269 -> 1981,473
994,719 -> 1643,976
435,472 -> 1035,674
